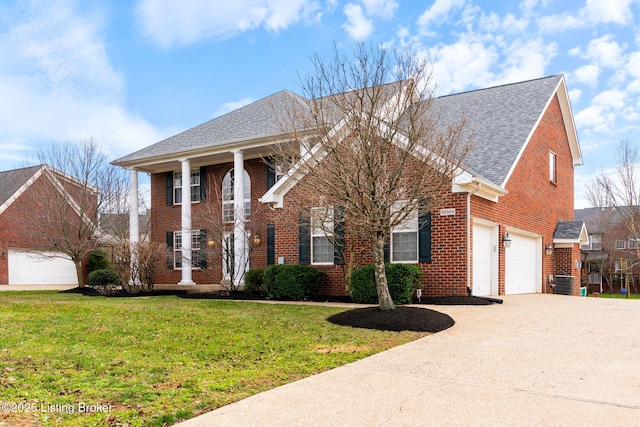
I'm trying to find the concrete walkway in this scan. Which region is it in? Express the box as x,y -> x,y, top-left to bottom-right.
177,294 -> 640,426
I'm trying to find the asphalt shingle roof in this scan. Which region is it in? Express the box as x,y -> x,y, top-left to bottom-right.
114,75 -> 564,188
0,165 -> 42,207
429,75 -> 563,186
554,220 -> 586,240
113,90 -> 309,164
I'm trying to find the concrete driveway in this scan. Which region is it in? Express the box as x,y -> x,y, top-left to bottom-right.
178,294 -> 640,426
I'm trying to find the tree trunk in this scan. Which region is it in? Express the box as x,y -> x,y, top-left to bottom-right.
373,232 -> 394,311
74,259 -> 85,288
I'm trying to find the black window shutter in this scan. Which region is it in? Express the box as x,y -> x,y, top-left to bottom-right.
166,231 -> 174,269
267,162 -> 276,189
383,240 -> 390,263
299,211 -> 310,265
419,210 -> 432,263
199,167 -> 207,201
166,173 -> 173,205
199,229 -> 207,269
267,224 -> 275,265
333,206 -> 345,265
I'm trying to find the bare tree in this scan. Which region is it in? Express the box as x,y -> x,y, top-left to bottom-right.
17,138 -> 123,287
273,43 -> 471,310
589,140 -> 640,297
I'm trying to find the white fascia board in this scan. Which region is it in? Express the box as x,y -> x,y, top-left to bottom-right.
452,172 -> 508,203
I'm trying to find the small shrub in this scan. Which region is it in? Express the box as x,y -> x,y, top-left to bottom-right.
87,249 -> 111,273
263,265 -> 327,300
350,263 -> 421,304
88,268 -> 122,296
244,268 -> 265,295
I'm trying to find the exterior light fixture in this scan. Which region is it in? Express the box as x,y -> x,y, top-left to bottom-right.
207,239 -> 215,247
253,233 -> 261,245
545,243 -> 553,255
502,233 -> 512,248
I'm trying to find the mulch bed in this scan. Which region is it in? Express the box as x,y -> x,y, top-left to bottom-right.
61,288 -> 498,332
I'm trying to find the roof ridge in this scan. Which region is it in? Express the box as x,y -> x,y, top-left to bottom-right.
436,74 -> 562,99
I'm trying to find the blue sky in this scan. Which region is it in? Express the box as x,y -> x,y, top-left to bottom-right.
1,0 -> 639,208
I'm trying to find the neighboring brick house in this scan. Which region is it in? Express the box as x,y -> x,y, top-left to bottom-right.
0,165 -> 95,285
113,75 -> 586,297
575,206 -> 640,294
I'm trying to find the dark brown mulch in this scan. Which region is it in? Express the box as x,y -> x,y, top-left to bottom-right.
327,306 -> 455,332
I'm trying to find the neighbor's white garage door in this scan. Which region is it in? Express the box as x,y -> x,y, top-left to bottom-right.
8,250 -> 78,285
505,232 -> 540,294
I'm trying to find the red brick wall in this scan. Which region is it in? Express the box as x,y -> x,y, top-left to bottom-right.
150,158 -> 275,285
470,94 -> 578,294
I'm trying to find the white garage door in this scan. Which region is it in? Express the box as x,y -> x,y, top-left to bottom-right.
505,232 -> 540,294
472,222 -> 496,296
8,250 -> 78,285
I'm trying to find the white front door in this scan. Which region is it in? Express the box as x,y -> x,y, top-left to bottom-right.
472,222 -> 497,296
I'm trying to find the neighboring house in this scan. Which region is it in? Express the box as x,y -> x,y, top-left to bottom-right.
0,165 -> 96,285
113,74 -> 586,297
99,211 -> 150,243
575,206 -> 640,293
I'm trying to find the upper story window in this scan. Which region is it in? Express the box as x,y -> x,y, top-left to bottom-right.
582,234 -> 601,251
629,234 -> 639,249
549,151 -> 557,183
615,240 -> 626,250
222,168 -> 251,223
174,170 -> 201,204
391,201 -> 419,263
310,206 -> 334,265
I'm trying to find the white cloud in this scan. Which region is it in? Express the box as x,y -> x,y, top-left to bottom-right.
0,0 -> 163,169
627,51 -> 640,79
342,3 -> 374,41
427,37 -> 498,94
496,38 -> 557,84
539,0 -> 636,32
573,64 -> 600,87
569,88 -> 582,103
212,97 -> 255,118
417,0 -> 466,32
137,0 -> 320,47
361,0 -> 398,18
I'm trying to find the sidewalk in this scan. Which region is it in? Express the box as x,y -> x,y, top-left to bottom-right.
177,294 -> 640,426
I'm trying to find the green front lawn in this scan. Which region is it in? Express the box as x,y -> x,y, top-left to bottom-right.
0,292 -> 426,426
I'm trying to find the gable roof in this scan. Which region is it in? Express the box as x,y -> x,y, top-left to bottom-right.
554,220 -> 588,241
0,165 -> 44,215
427,74 -> 580,188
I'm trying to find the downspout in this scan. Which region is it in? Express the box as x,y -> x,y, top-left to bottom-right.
467,182 -> 481,295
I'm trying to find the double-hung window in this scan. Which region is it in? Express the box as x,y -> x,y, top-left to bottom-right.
174,170 -> 201,204
391,202 -> 419,263
222,169 -> 251,223
311,206 -> 334,265
173,231 -> 202,269
549,151 -> 557,183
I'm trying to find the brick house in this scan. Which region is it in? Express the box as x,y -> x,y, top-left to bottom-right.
113,75 -> 586,297
575,206 -> 640,294
0,165 -> 96,285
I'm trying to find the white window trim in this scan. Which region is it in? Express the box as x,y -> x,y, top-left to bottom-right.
615,239 -> 626,250
222,169 -> 251,223
311,206 -> 334,265
390,201 -> 419,264
549,151 -> 557,183
174,170 -> 201,205
173,230 -> 202,270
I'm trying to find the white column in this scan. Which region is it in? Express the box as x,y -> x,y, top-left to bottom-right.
179,158 -> 195,285
233,150 -> 246,289
129,168 -> 140,285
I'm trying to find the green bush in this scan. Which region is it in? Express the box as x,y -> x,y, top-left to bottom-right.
350,263 -> 421,304
244,268 -> 265,295
88,268 -> 122,296
87,249 -> 111,273
262,265 -> 327,300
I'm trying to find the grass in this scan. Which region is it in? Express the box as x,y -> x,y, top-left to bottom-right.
590,292 -> 640,299
0,291 -> 426,426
